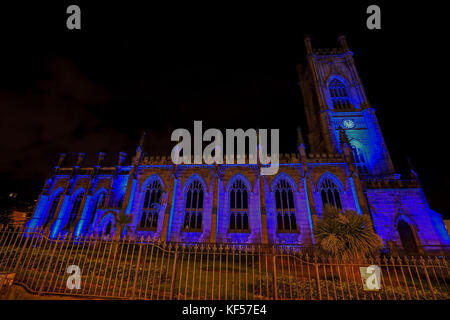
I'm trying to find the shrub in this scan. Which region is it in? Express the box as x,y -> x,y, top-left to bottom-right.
314,205 -> 383,259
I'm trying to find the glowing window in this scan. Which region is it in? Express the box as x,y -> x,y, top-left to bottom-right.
65,192 -> 84,230
182,180 -> 204,232
117,195 -> 124,208
320,178 -> 342,210
44,193 -> 62,228
138,180 -> 163,230
329,79 -> 351,110
274,179 -> 298,232
89,192 -> 106,225
229,179 -> 250,232
351,146 -> 368,175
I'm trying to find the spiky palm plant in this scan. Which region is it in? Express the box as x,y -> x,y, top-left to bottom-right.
314,205 -> 382,259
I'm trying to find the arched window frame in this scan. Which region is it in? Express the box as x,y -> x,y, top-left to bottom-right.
182,179 -> 204,232
116,195 -> 124,209
65,191 -> 84,230
99,212 -> 115,237
273,179 -> 298,233
104,220 -> 112,235
318,174 -> 343,211
43,191 -> 62,228
89,191 -> 106,226
395,215 -> 421,254
328,78 -> 352,110
350,141 -> 369,176
138,179 -> 163,231
228,178 -> 250,233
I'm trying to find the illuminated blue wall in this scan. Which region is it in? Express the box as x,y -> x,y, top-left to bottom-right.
25,162 -> 450,251
331,110 -> 393,176
367,189 -> 450,247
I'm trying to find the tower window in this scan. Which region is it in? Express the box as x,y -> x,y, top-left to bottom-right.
229,179 -> 250,232
351,146 -> 369,175
274,179 -> 298,233
329,79 -> 351,110
138,180 -> 162,230
320,178 -> 342,210
182,180 -> 204,232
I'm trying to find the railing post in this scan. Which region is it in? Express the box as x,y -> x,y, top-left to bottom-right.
272,247 -> 278,300
169,246 -> 179,300
39,233 -> 60,293
131,236 -> 144,299
314,255 -> 322,300
420,256 -> 436,300
13,227 -> 30,273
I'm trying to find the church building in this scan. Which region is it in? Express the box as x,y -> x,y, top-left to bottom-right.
25,35 -> 450,254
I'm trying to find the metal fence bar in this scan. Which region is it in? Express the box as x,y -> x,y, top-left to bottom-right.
0,227 -> 449,300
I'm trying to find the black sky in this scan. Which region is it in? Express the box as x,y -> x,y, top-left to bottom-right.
0,2 -> 449,218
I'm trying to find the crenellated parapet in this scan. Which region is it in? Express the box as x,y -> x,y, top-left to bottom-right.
311,47 -> 348,56
306,152 -> 343,163
139,155 -> 174,165
364,176 -> 420,189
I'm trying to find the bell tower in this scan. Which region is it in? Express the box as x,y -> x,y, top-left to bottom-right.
297,35 -> 394,177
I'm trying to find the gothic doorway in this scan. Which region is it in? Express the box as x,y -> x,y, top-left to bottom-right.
397,219 -> 419,254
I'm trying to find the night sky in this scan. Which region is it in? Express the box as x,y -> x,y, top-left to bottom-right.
0,2 -> 448,218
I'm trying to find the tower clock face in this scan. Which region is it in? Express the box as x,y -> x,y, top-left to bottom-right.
342,119 -> 355,129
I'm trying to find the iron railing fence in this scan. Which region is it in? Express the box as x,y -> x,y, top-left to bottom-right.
0,225 -> 449,300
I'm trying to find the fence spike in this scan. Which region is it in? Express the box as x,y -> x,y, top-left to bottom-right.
419,256 -> 425,265
388,255 -> 395,264
433,256 -> 440,266
375,255 -> 381,265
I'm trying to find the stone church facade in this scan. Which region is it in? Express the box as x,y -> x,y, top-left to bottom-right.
26,36 -> 450,253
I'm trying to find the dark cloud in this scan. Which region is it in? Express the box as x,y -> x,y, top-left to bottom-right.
0,56 -> 130,182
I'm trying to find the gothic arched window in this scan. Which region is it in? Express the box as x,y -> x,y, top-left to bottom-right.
351,145 -> 368,175
320,178 -> 342,210
117,195 -> 124,208
274,179 -> 298,232
44,193 -> 62,228
138,180 -> 163,230
182,179 -> 204,232
104,220 -> 112,235
89,192 -> 106,225
65,192 -> 84,230
229,179 -> 250,232
329,78 -> 351,110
